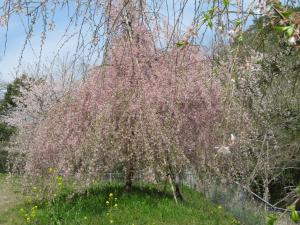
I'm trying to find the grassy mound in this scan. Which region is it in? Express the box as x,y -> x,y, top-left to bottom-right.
0,180 -> 240,225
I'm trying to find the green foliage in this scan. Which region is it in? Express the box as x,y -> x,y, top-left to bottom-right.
266,214 -> 277,225
297,184 -> 300,195
0,122 -> 16,142
231,14 -> 300,204
175,41 -> 189,47
0,120 -> 15,172
223,0 -> 229,8
289,205 -> 300,223
273,25 -> 294,37
203,7 -> 216,29
0,75 -> 29,114
0,75 -> 29,173
267,3 -> 300,45
0,149 -> 8,173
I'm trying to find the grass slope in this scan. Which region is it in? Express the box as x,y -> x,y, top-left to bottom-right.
0,177 -> 240,225
0,173 -> 24,224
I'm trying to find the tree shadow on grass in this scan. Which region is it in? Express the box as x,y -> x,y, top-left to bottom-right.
38,182 -> 175,218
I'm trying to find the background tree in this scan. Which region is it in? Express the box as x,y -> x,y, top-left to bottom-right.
213,12 -> 300,208
0,75 -> 29,172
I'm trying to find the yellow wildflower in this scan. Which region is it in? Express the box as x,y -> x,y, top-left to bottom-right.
56,175 -> 62,182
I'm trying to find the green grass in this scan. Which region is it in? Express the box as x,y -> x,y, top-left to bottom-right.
0,173 -> 24,224
0,180 -> 240,225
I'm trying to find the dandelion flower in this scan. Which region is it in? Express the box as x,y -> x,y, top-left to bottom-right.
48,168 -> 53,173
109,193 -> 113,197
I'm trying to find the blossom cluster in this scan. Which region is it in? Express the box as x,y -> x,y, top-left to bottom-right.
6,16 -> 221,184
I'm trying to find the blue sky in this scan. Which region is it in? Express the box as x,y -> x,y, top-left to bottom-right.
0,4 -> 79,82
0,0 -> 253,83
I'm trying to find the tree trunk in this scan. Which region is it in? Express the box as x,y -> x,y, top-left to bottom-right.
168,167 -> 184,202
175,182 -> 184,201
124,160 -> 134,192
